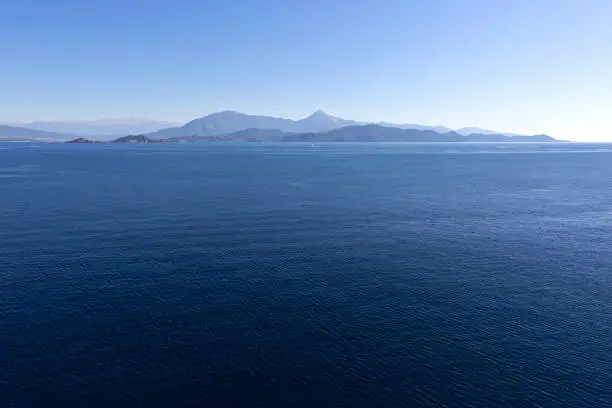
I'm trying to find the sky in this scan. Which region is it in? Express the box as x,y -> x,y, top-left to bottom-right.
1,0 -> 611,141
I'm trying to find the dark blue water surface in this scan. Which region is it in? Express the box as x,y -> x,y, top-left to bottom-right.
1,143 -> 611,407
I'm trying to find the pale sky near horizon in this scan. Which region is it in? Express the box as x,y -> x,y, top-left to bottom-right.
2,0 -> 611,141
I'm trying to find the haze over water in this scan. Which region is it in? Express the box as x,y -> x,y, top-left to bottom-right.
1,143 -> 611,407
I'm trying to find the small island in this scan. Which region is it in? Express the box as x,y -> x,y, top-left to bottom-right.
111,135 -> 159,143
66,135 -> 159,143
66,137 -> 97,143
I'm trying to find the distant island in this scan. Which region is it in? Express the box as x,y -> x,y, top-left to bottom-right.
3,110 -> 562,143
67,135 -> 160,143
66,137 -> 99,144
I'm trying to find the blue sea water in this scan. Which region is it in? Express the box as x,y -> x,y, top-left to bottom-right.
1,142 -> 611,408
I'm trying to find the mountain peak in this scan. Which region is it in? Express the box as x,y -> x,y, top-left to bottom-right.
306,109 -> 331,119
205,110 -> 243,118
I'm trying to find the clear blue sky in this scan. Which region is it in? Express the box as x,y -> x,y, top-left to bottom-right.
2,0 -> 611,140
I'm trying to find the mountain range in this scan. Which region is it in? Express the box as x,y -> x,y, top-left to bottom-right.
65,125 -> 555,144
0,125 -> 75,141
1,119 -> 178,139
146,110 -> 470,139
455,127 -> 522,137
2,111 -> 557,142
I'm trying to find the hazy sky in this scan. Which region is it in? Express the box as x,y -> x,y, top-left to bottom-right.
2,0 -> 611,140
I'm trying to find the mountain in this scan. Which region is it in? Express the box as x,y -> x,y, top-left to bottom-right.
146,110 -> 356,139
164,111 -> 295,137
296,110 -> 360,132
457,126 -> 498,136
0,125 -> 73,141
379,122 -> 453,133
456,127 -> 523,137
147,111 -> 292,139
15,119 -> 179,138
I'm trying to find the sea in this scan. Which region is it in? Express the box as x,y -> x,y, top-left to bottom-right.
1,142 -> 610,407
